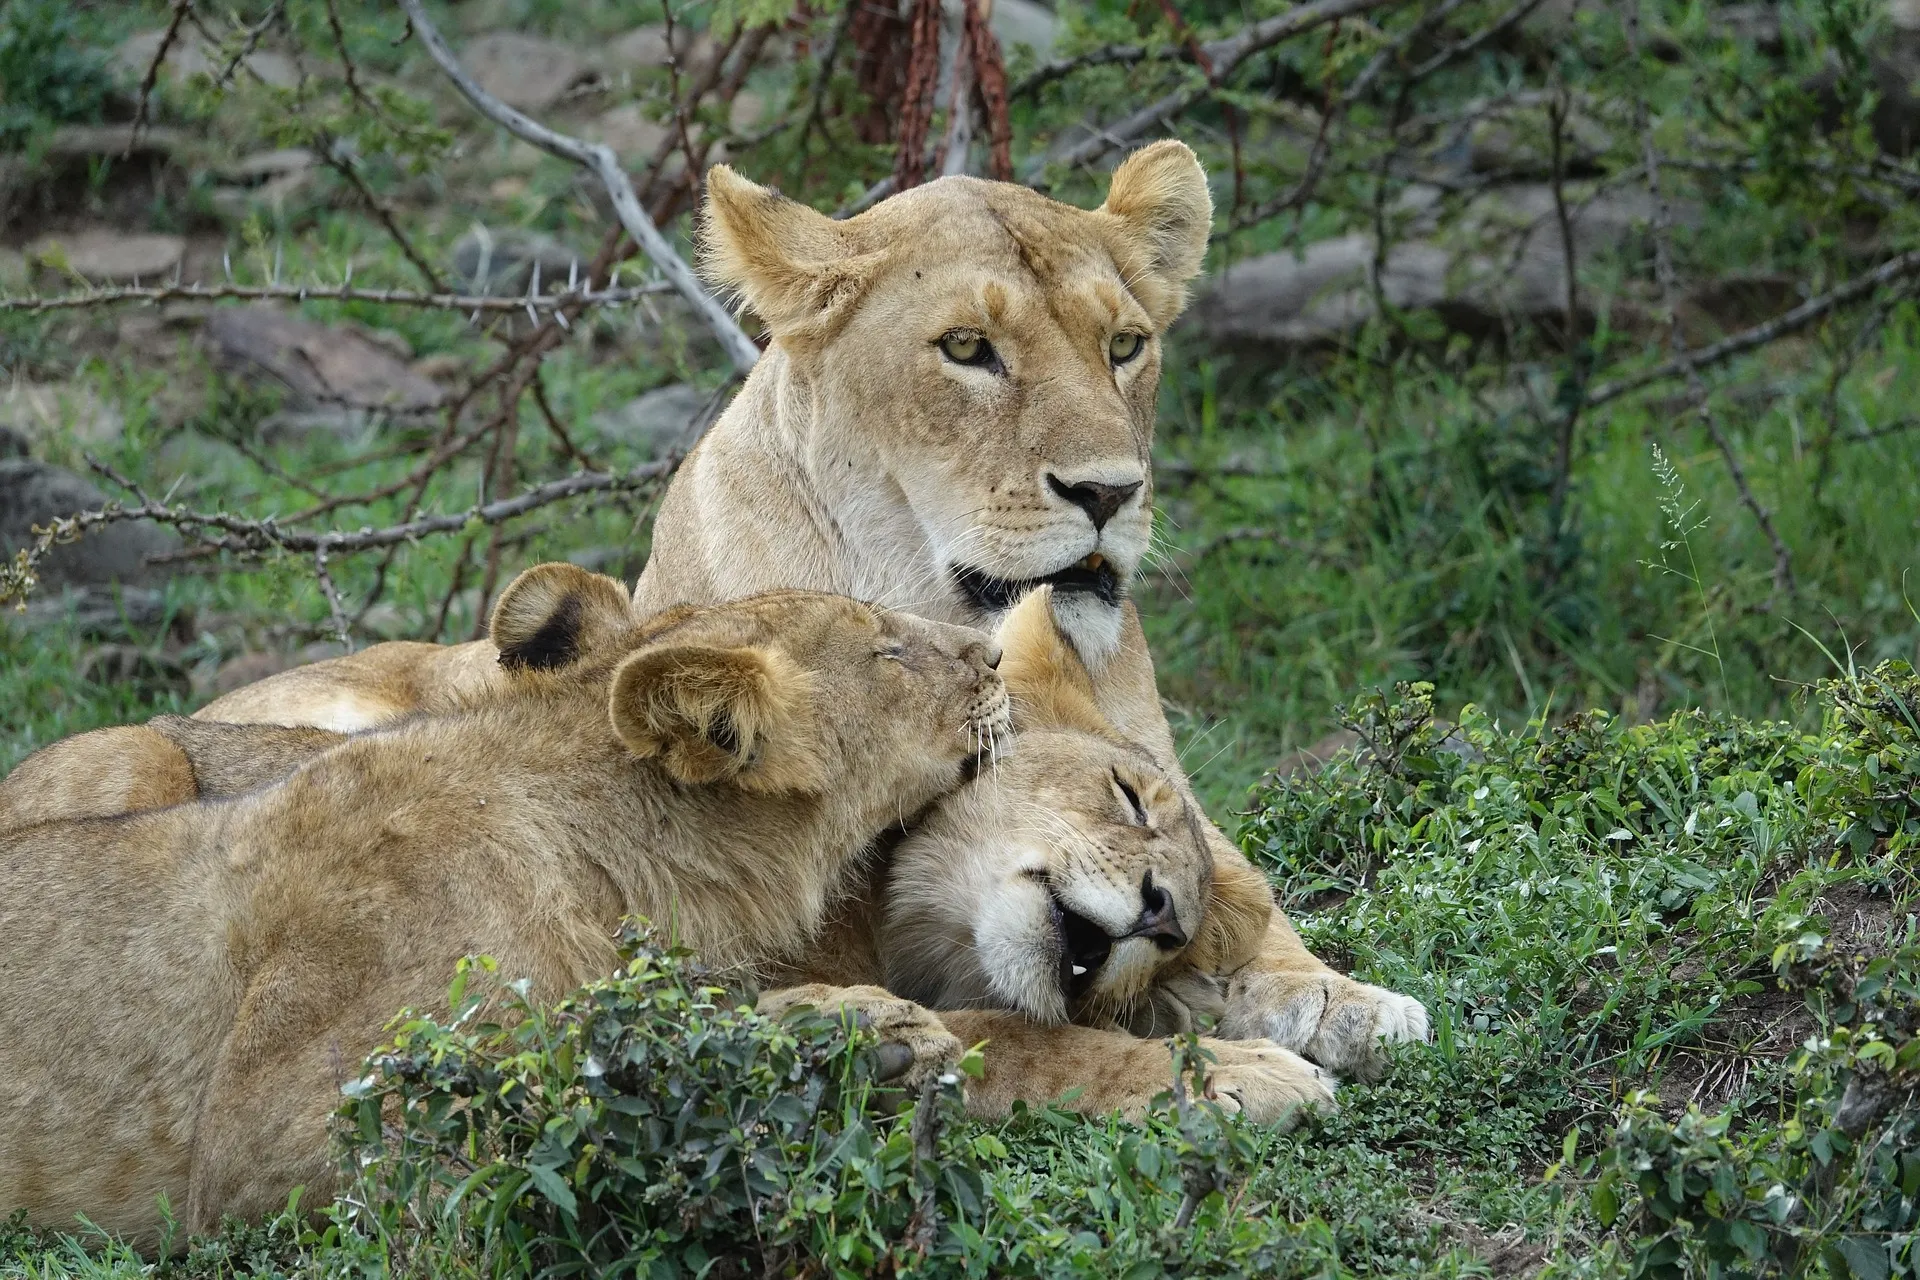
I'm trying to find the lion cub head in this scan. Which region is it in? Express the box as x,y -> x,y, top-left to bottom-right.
699,142 -> 1213,659
491,563 -> 1009,811
879,588 -> 1229,1033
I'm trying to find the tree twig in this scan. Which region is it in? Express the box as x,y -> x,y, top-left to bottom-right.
1023,0 -> 1405,185
1583,247 -> 1920,408
395,0 -> 761,373
0,459 -> 680,609
128,0 -> 194,153
0,280 -> 671,315
1622,0 -> 1794,595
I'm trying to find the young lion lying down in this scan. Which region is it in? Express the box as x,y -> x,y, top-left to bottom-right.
0,565 -> 1008,1245
0,582 -> 1339,1244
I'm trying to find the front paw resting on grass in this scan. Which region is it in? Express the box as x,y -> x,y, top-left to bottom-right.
1217,970 -> 1429,1080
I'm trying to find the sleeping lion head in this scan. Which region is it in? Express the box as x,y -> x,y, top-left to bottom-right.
699,142 -> 1214,659
878,588 -> 1238,1033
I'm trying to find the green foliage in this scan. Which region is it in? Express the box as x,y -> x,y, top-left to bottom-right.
0,0 -> 115,145
1587,937 -> 1920,1280
334,928 -> 982,1278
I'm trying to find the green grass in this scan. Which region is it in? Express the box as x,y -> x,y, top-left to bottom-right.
5,671 -> 1915,1277
4,0 -> 1920,1273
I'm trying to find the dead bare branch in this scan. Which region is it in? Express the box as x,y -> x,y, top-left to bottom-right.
395,0 -> 760,373
0,459 -> 679,610
1024,0 -> 1406,185
1584,247 -> 1920,409
0,280 -> 671,315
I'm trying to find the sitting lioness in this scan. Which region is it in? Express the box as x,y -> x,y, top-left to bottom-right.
65,140 -> 1428,1073
0,564 -> 1010,1244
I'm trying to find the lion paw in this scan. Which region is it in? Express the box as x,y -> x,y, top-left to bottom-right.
1219,971 -> 1429,1081
757,983 -> 963,1092
1197,1038 -> 1337,1127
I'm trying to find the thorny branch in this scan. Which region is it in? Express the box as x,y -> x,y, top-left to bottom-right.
394,0 -> 760,373
0,459 -> 679,611
0,280 -> 672,315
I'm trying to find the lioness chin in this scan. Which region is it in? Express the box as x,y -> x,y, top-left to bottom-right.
0,564 -> 1006,1246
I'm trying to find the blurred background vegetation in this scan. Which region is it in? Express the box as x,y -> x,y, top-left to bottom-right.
1,0 -> 1918,1272
0,0 -> 1914,816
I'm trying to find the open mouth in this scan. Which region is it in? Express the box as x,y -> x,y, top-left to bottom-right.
952,553 -> 1123,614
1049,890 -> 1114,1002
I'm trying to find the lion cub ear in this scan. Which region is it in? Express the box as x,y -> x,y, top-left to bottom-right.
1097,140 -> 1213,329
492,563 -> 634,671
609,644 -> 825,792
701,165 -> 885,339
995,587 -> 1120,738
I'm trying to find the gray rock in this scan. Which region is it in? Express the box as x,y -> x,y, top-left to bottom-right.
79,643 -> 193,698
605,24 -> 717,76
460,32 -> 599,112
42,123 -> 190,162
0,382 -> 125,451
203,305 -> 444,417
113,29 -> 298,89
1192,184 -> 1695,352
0,425 -> 28,458
27,229 -> 186,285
451,227 -> 590,297
19,585 -> 177,639
590,383 -> 709,455
0,460 -> 180,591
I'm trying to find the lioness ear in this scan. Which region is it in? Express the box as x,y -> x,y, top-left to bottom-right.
492,563 -> 633,671
609,643 -> 825,792
701,165 -> 884,338
1097,140 -> 1213,328
996,587 -> 1119,738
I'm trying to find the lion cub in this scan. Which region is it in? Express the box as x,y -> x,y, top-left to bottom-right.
0,564 -> 1006,1245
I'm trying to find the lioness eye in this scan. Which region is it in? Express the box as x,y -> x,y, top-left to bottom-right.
1108,332 -> 1145,365
938,331 -> 996,367
1113,771 -> 1148,825
875,643 -> 906,662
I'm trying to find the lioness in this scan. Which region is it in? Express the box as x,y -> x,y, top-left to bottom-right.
0,564 -> 1010,1243
106,141 -> 1429,1072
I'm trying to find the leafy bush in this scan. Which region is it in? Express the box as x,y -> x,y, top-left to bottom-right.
1586,937 -> 1920,1280
332,927 -> 1307,1279
0,0 -> 115,146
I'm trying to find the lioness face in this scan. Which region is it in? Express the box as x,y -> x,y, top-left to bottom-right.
879,731 -> 1212,1026
701,142 -> 1214,659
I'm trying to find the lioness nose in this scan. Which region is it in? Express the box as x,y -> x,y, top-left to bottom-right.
1127,872 -> 1186,949
1046,475 -> 1141,531
962,638 -> 1000,674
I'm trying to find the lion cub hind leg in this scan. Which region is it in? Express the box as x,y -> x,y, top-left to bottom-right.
934,1011 -> 1335,1128
1220,963 -> 1430,1083
757,984 -> 963,1092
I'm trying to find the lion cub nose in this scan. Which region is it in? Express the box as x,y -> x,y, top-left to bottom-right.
1127,872 -> 1187,949
1046,475 -> 1141,531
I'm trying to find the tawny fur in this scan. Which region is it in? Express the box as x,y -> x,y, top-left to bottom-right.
0,565 -> 1007,1246
84,142 -> 1429,1079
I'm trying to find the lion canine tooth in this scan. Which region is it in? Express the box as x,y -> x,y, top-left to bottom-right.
1071,964 -> 1087,976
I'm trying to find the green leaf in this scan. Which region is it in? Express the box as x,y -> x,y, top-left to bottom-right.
523,1162 -> 579,1218
1833,1235 -> 1889,1280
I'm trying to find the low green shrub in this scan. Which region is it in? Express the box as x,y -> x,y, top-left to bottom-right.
0,0 -> 115,147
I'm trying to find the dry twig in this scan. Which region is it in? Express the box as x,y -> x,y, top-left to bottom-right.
395,0 -> 760,372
